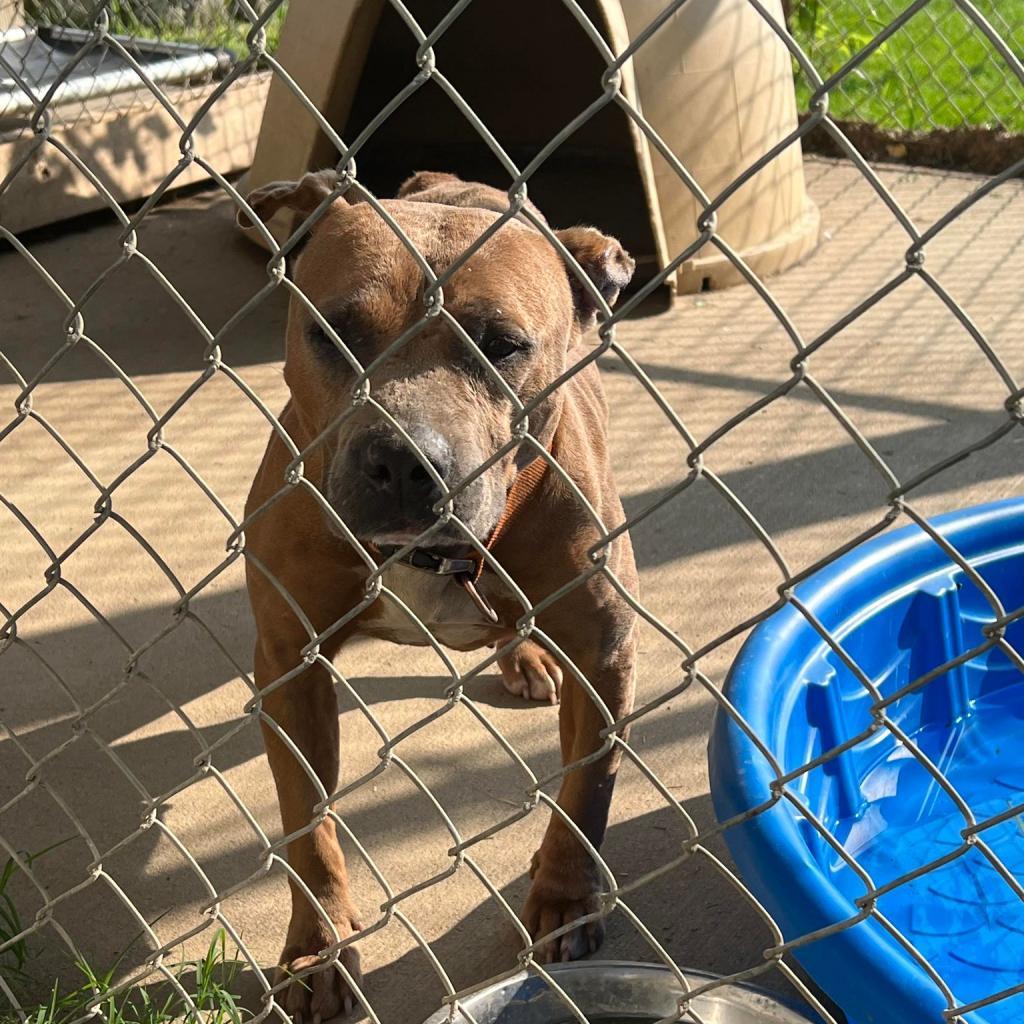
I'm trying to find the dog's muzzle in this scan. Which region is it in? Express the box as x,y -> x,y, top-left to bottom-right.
358,430 -> 452,524
371,451 -> 550,623
326,424 -> 490,545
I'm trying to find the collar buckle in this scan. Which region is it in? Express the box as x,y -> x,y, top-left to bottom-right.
398,547 -> 499,623
404,548 -> 477,576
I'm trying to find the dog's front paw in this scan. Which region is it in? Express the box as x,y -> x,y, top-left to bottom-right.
522,853 -> 605,963
278,913 -> 363,1022
498,640 -> 563,704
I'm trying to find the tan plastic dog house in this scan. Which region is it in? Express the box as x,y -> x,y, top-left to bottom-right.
244,0 -> 819,293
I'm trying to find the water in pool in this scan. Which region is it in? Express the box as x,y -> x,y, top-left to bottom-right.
842,693 -> 1024,1023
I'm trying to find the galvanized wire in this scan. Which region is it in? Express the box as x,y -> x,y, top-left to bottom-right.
0,0 -> 282,130
1,3 -> 1023,1024
789,0 -> 1024,135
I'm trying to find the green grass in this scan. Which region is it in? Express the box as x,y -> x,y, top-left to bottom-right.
109,3 -> 290,63
790,0 -> 1024,133
0,848 -> 252,1024
25,2 -> 289,61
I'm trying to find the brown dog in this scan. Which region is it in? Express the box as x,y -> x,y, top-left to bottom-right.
240,170 -> 638,1019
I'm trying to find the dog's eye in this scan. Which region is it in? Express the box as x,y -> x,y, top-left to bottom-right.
307,318 -> 358,356
480,332 -> 529,363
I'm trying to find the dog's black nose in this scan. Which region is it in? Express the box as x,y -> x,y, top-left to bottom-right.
362,432 -> 451,517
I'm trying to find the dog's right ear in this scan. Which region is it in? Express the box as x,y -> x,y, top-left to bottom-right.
237,169 -> 343,229
555,226 -> 636,329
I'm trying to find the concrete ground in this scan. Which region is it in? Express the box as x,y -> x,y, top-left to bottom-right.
2,157 -> 1023,1023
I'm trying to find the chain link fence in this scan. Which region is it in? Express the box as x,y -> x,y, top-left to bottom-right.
0,0 -> 283,130
790,0 -> 1024,133
1,3 -> 1023,1024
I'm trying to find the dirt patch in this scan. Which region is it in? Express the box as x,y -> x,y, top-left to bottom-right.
801,115 -> 1024,177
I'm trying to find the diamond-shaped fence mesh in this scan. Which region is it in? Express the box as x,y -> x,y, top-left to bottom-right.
1,0 -> 283,129
1,3 -> 1023,1024
789,0 -> 1024,135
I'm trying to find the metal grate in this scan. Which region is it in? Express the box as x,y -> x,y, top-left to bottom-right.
0,0 -> 284,129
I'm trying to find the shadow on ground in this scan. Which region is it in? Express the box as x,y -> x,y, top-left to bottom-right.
127,797 -> 840,1024
6,163 -> 1024,1024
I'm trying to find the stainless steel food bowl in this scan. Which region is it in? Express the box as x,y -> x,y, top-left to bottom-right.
422,962 -> 823,1024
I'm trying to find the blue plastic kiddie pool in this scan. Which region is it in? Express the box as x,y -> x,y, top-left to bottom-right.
709,498 -> 1024,1024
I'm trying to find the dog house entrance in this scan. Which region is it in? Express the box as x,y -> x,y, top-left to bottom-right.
335,0 -> 660,279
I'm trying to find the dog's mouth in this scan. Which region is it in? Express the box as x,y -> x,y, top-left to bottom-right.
367,530 -> 477,560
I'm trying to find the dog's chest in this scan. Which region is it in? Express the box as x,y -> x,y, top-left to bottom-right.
360,563 -> 501,650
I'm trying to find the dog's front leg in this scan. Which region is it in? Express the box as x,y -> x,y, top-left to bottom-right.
255,632 -> 363,1020
522,615 -> 637,963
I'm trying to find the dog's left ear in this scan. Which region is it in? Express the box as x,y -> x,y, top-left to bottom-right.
237,169 -> 343,229
554,227 -> 636,329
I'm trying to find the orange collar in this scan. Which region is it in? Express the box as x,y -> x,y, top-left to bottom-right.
471,452 -> 549,582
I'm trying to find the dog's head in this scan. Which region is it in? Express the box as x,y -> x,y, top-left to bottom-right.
241,170 -> 634,555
